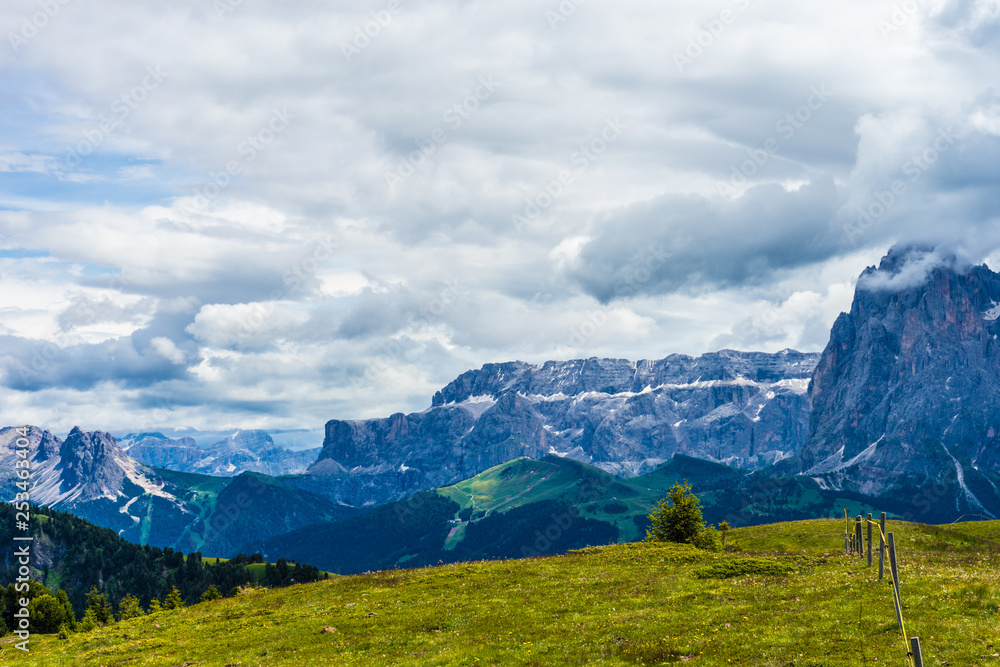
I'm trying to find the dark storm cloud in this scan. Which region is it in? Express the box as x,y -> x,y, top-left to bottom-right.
571,178 -> 842,302
2,0 -> 1000,431
0,334 -> 189,392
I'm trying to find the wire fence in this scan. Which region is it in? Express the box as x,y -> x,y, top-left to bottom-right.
843,510 -> 925,667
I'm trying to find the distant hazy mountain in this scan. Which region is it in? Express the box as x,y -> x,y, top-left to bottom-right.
296,350 -> 819,506
120,429 -> 321,477
0,426 -> 354,556
801,246 -> 1000,520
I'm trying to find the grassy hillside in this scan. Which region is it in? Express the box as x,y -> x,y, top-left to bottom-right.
253,455 -> 897,574
439,456 -> 641,543
940,518 -> 1000,544
11,518 -> 999,666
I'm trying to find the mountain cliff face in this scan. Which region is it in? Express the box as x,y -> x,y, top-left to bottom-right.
118,432 -> 203,469
0,426 -> 173,508
120,430 -> 320,477
800,247 -> 1000,519
302,350 -> 819,506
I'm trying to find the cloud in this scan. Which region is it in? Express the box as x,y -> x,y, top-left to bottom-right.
150,337 -> 186,365
0,150 -> 57,174
56,293 -> 155,332
857,247 -> 958,292
0,0 -> 999,432
0,334 -> 189,392
186,302 -> 310,350
569,178 -> 842,301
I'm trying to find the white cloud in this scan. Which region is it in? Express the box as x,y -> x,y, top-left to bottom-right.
0,150 -> 56,174
150,337 -> 185,364
186,302 -> 311,350
0,0 -> 998,432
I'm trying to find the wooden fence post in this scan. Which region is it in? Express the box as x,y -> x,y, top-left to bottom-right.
867,513 -> 873,567
888,532 -> 902,630
911,637 -> 924,667
879,512 -> 886,582
856,516 -> 863,559
844,508 -> 850,555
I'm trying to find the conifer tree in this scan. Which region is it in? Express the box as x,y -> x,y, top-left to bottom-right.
84,587 -> 114,625
646,481 -> 721,551
163,586 -> 185,610
55,590 -> 76,629
117,594 -> 145,621
77,607 -> 101,632
27,595 -> 69,633
200,585 -> 222,603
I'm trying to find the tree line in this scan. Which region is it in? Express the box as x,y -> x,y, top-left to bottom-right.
0,503 -> 327,636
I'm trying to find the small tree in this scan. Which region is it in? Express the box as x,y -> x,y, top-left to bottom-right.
163,586 -> 185,610
719,520 -> 731,549
118,594 -> 145,621
85,587 -> 113,626
200,585 -> 222,603
647,481 -> 705,543
148,598 -> 162,613
646,481 -> 721,551
77,607 -> 101,632
28,595 -> 69,634
55,590 -> 75,630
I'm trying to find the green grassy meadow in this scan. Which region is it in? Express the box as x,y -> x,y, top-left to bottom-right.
5,518 -> 999,666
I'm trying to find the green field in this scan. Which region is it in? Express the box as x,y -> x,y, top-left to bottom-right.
7,518 -> 999,666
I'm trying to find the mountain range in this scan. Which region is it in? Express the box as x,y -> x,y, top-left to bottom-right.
0,426 -> 357,556
297,349 -> 818,506
8,245 -> 1000,567
119,430 -> 320,477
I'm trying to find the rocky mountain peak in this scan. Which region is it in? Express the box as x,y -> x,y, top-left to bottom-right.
310,349 -> 819,505
58,427 -> 127,496
215,429 -> 277,452
801,245 -> 1000,519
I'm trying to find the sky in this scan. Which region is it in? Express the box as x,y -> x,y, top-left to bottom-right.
1,0 -> 999,443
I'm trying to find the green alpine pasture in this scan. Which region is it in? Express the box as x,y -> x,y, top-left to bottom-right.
6,518 -> 999,666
